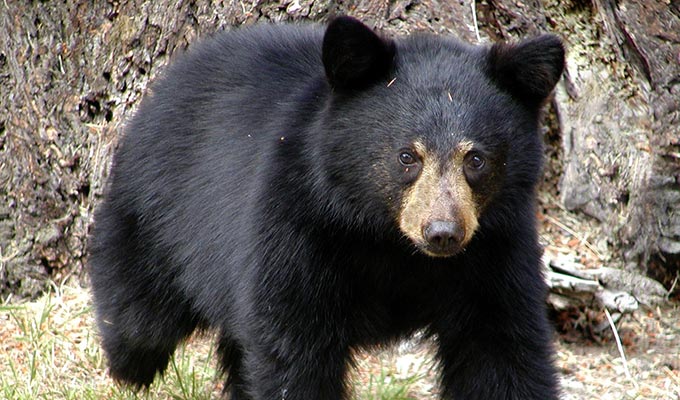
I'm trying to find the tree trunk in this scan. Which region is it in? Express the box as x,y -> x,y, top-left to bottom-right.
555,0 -> 680,286
1,0 -> 677,300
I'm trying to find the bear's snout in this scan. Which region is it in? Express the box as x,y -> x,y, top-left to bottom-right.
422,220 -> 464,256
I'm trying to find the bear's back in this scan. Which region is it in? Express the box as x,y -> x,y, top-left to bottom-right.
107,24 -> 328,273
162,23 -> 325,98
124,23 -> 327,160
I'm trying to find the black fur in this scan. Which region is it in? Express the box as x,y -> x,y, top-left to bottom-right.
322,16 -> 395,89
89,17 -> 564,399
488,34 -> 565,107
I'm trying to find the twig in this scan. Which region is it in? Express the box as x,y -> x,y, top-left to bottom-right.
667,271 -> 679,300
664,366 -> 680,387
470,0 -> 480,43
663,366 -> 680,398
604,308 -> 639,390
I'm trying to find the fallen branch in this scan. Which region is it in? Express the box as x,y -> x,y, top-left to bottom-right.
544,255 -> 668,312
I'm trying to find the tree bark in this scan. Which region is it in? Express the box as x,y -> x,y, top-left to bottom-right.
1,0 -> 677,300
556,0 -> 680,283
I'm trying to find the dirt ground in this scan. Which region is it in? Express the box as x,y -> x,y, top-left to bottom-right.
555,306 -> 680,399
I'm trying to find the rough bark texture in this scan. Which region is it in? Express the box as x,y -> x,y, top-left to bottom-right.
555,0 -> 680,283
1,0 -> 677,300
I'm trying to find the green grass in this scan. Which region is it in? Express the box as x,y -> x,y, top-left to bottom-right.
362,365 -> 425,400
0,285 -> 432,399
0,286 -> 220,399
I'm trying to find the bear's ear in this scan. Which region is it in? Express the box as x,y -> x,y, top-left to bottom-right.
322,16 -> 395,90
487,35 -> 565,108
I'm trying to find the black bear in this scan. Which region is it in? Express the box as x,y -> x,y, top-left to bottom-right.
89,16 -> 565,400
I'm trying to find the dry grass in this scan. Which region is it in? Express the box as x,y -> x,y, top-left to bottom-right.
0,284 -> 221,400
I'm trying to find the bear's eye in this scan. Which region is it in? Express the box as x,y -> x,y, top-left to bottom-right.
465,153 -> 485,170
399,151 -> 417,166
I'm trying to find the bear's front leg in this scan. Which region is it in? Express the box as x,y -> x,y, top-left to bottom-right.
435,305 -> 559,400
434,247 -> 560,399
236,256 -> 353,400
238,317 -> 351,400
241,340 -> 350,400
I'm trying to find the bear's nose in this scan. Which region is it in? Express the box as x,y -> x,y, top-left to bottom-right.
423,221 -> 464,255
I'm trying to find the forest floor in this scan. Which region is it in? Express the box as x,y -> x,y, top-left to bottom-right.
1,282 -> 678,399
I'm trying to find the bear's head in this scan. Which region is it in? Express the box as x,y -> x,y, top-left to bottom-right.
319,17 -> 564,257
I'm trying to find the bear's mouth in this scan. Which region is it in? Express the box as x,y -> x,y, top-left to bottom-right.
408,238 -> 464,258
419,243 -> 463,258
